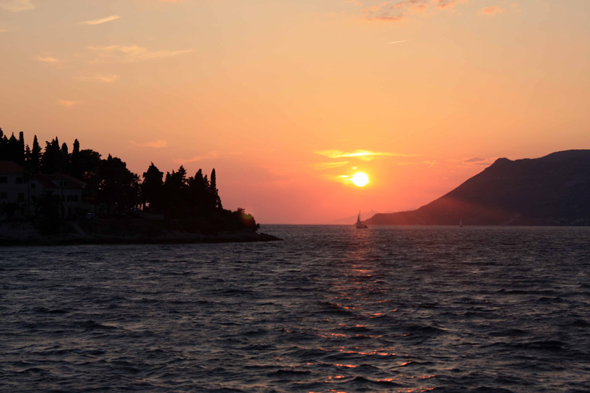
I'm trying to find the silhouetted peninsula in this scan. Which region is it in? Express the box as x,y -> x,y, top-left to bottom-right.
0,129 -> 279,244
365,150 -> 590,226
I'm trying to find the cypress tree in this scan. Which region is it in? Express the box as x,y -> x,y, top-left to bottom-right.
60,142 -> 69,173
210,168 -> 222,210
72,139 -> 80,155
31,135 -> 41,173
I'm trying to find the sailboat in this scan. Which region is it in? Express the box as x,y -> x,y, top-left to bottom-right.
356,211 -> 368,229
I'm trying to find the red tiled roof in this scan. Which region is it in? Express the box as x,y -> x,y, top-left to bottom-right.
0,161 -> 24,174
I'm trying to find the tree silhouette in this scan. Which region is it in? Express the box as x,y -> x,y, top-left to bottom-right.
98,155 -> 140,214
33,190 -> 63,234
1,129 -> 260,232
142,163 -> 164,212
210,168 -> 223,210
30,135 -> 41,172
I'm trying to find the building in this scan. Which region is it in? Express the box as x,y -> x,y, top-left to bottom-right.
0,161 -> 86,220
30,174 -> 86,218
0,161 -> 28,219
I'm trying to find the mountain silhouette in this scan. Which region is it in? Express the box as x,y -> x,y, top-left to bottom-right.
365,150 -> 590,226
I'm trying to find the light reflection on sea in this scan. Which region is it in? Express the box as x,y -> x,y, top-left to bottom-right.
1,225 -> 590,392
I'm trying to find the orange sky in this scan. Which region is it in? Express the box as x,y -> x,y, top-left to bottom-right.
1,0 -> 589,223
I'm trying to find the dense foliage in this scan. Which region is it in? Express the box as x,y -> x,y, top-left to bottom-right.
0,129 -> 258,231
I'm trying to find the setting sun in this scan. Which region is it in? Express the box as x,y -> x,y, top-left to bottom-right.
351,172 -> 369,187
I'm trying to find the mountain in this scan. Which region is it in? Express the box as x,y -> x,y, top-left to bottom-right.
365,150 -> 590,226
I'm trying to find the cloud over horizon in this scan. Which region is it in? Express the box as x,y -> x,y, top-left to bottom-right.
310,161 -> 351,170
315,149 -> 410,161
463,157 -> 497,166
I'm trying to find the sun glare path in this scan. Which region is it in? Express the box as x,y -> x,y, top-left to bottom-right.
351,172 -> 369,187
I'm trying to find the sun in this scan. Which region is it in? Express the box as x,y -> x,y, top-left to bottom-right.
351,172 -> 369,187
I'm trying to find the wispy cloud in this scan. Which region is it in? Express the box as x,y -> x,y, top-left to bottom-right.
359,0 -> 467,22
82,15 -> 120,25
310,161 -> 350,170
463,157 -> 497,166
58,100 -> 78,108
387,40 -> 409,44
34,55 -> 58,62
75,74 -> 120,83
362,0 -> 428,22
433,0 -> 466,10
131,139 -> 167,148
0,0 -> 35,12
315,149 -> 411,161
87,45 -> 194,63
479,5 -> 503,16
175,152 -> 220,164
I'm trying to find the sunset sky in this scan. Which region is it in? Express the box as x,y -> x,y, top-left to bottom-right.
1,0 -> 589,223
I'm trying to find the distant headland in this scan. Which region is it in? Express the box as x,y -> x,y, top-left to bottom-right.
0,129 -> 280,245
365,150 -> 590,226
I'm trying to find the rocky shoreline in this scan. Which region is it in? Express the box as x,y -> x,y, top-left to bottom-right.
0,221 -> 281,246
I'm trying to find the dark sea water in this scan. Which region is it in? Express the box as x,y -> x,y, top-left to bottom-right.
1,226 -> 590,393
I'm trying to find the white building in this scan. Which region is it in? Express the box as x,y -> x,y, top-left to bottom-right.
0,161 -> 86,220
30,174 -> 86,218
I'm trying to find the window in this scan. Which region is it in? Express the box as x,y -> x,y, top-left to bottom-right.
67,195 -> 73,202
74,195 -> 79,202
16,177 -> 24,184
31,183 -> 36,189
0,192 -> 7,199
62,181 -> 69,187
18,193 -> 25,202
0,177 -> 7,184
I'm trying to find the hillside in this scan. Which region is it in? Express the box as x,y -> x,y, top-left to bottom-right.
365,150 -> 590,226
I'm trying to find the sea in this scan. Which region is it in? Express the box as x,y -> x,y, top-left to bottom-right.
1,225 -> 590,393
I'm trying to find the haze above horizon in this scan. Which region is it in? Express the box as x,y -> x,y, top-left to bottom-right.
1,0 -> 589,224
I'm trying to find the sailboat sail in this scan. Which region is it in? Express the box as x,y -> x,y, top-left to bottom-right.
356,211 -> 368,229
